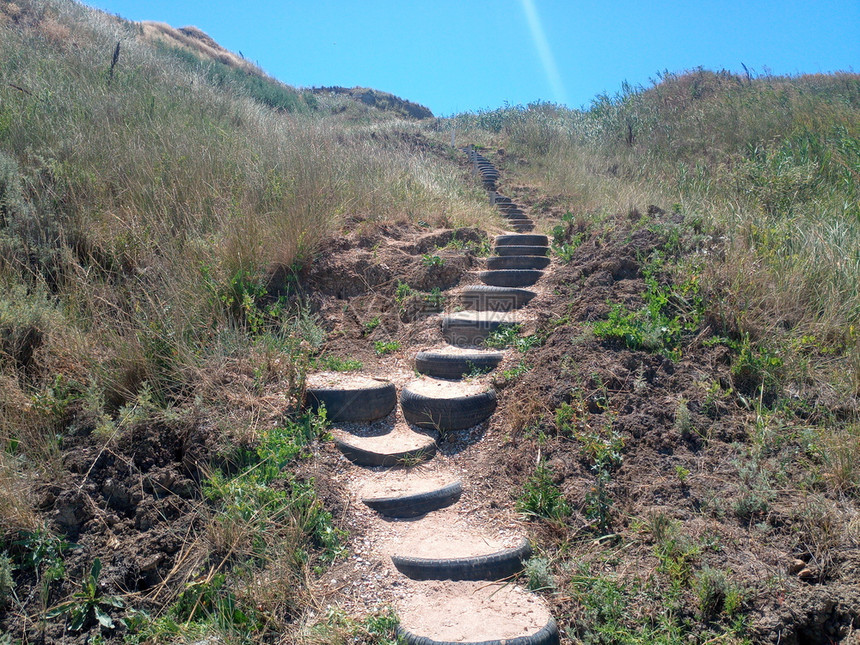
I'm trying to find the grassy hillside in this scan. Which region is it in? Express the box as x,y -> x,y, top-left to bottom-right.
1,0 -> 858,642
449,70 -> 859,644
0,0 -> 489,409
0,1 -> 491,641
454,69 -> 860,396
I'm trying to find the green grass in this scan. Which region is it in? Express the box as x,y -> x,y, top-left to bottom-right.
374,340 -> 401,356
484,324 -> 543,352
0,0 -> 494,427
312,355 -> 364,372
592,255 -> 704,360
131,411 -> 340,641
0,4 -> 500,639
155,41 -> 315,113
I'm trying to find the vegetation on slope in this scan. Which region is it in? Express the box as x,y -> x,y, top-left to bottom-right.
0,0 -> 490,641
455,69 -> 860,398
310,86 -> 433,120
1,0 -> 858,641
451,69 -> 859,643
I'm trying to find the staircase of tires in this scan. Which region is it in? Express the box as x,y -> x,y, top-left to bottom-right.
305,148 -> 559,644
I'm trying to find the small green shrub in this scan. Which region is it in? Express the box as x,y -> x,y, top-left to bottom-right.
374,340 -> 401,356
484,324 -> 543,352
394,281 -> 414,302
517,462 -> 570,522
729,333 -> 784,394
421,254 -> 444,267
554,240 -> 582,263
46,558 -> 124,631
592,259 -> 703,359
551,212 -> 585,262
554,393 -> 589,437
524,556 -> 556,592
501,361 -> 531,380
695,567 -> 742,621
731,462 -> 774,522
363,316 -> 381,334
424,287 -> 446,308
674,397 -> 695,438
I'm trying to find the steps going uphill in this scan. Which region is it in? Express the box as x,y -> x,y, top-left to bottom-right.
306,147 -> 559,644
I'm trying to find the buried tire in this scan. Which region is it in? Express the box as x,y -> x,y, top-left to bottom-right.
396,617 -> 560,645
495,234 -> 548,246
362,480 -> 463,518
400,383 -> 497,431
479,269 -> 544,288
486,255 -> 551,270
391,538 -> 532,581
334,438 -> 436,467
494,245 -> 549,257
415,349 -> 504,379
305,377 -> 396,422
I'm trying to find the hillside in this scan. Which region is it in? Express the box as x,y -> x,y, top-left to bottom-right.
1,1 -> 859,644
310,86 -> 434,120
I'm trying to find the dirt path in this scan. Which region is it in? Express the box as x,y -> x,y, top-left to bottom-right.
306,149 -> 560,643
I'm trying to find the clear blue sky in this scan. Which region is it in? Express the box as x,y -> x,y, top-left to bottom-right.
84,0 -> 859,116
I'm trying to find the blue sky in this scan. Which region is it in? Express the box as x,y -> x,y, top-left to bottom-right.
85,0 -> 859,116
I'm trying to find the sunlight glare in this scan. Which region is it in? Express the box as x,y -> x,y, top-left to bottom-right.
519,0 -> 568,105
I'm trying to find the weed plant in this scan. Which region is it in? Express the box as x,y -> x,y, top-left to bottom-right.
516,461 -> 570,522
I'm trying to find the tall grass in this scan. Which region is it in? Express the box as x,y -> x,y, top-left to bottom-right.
0,0 -> 492,422
450,70 -> 860,392
0,2 -> 498,639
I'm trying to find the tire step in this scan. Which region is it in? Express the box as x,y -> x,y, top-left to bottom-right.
415,348 -> 505,378
396,581 -> 560,645
479,269 -> 544,287
510,222 -> 535,232
362,481 -> 462,518
392,538 -> 531,581
496,233 -> 549,246
401,378 -> 497,431
494,245 -> 549,257
305,374 -> 396,422
333,427 -> 437,467
442,311 -> 518,347
459,285 -> 536,311
487,255 -> 551,270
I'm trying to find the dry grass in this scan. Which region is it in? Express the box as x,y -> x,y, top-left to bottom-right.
448,72 -> 860,405
819,424 -> 860,496
0,4 -> 495,639
140,21 -> 259,75
0,452 -> 40,533
0,0 -> 493,413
